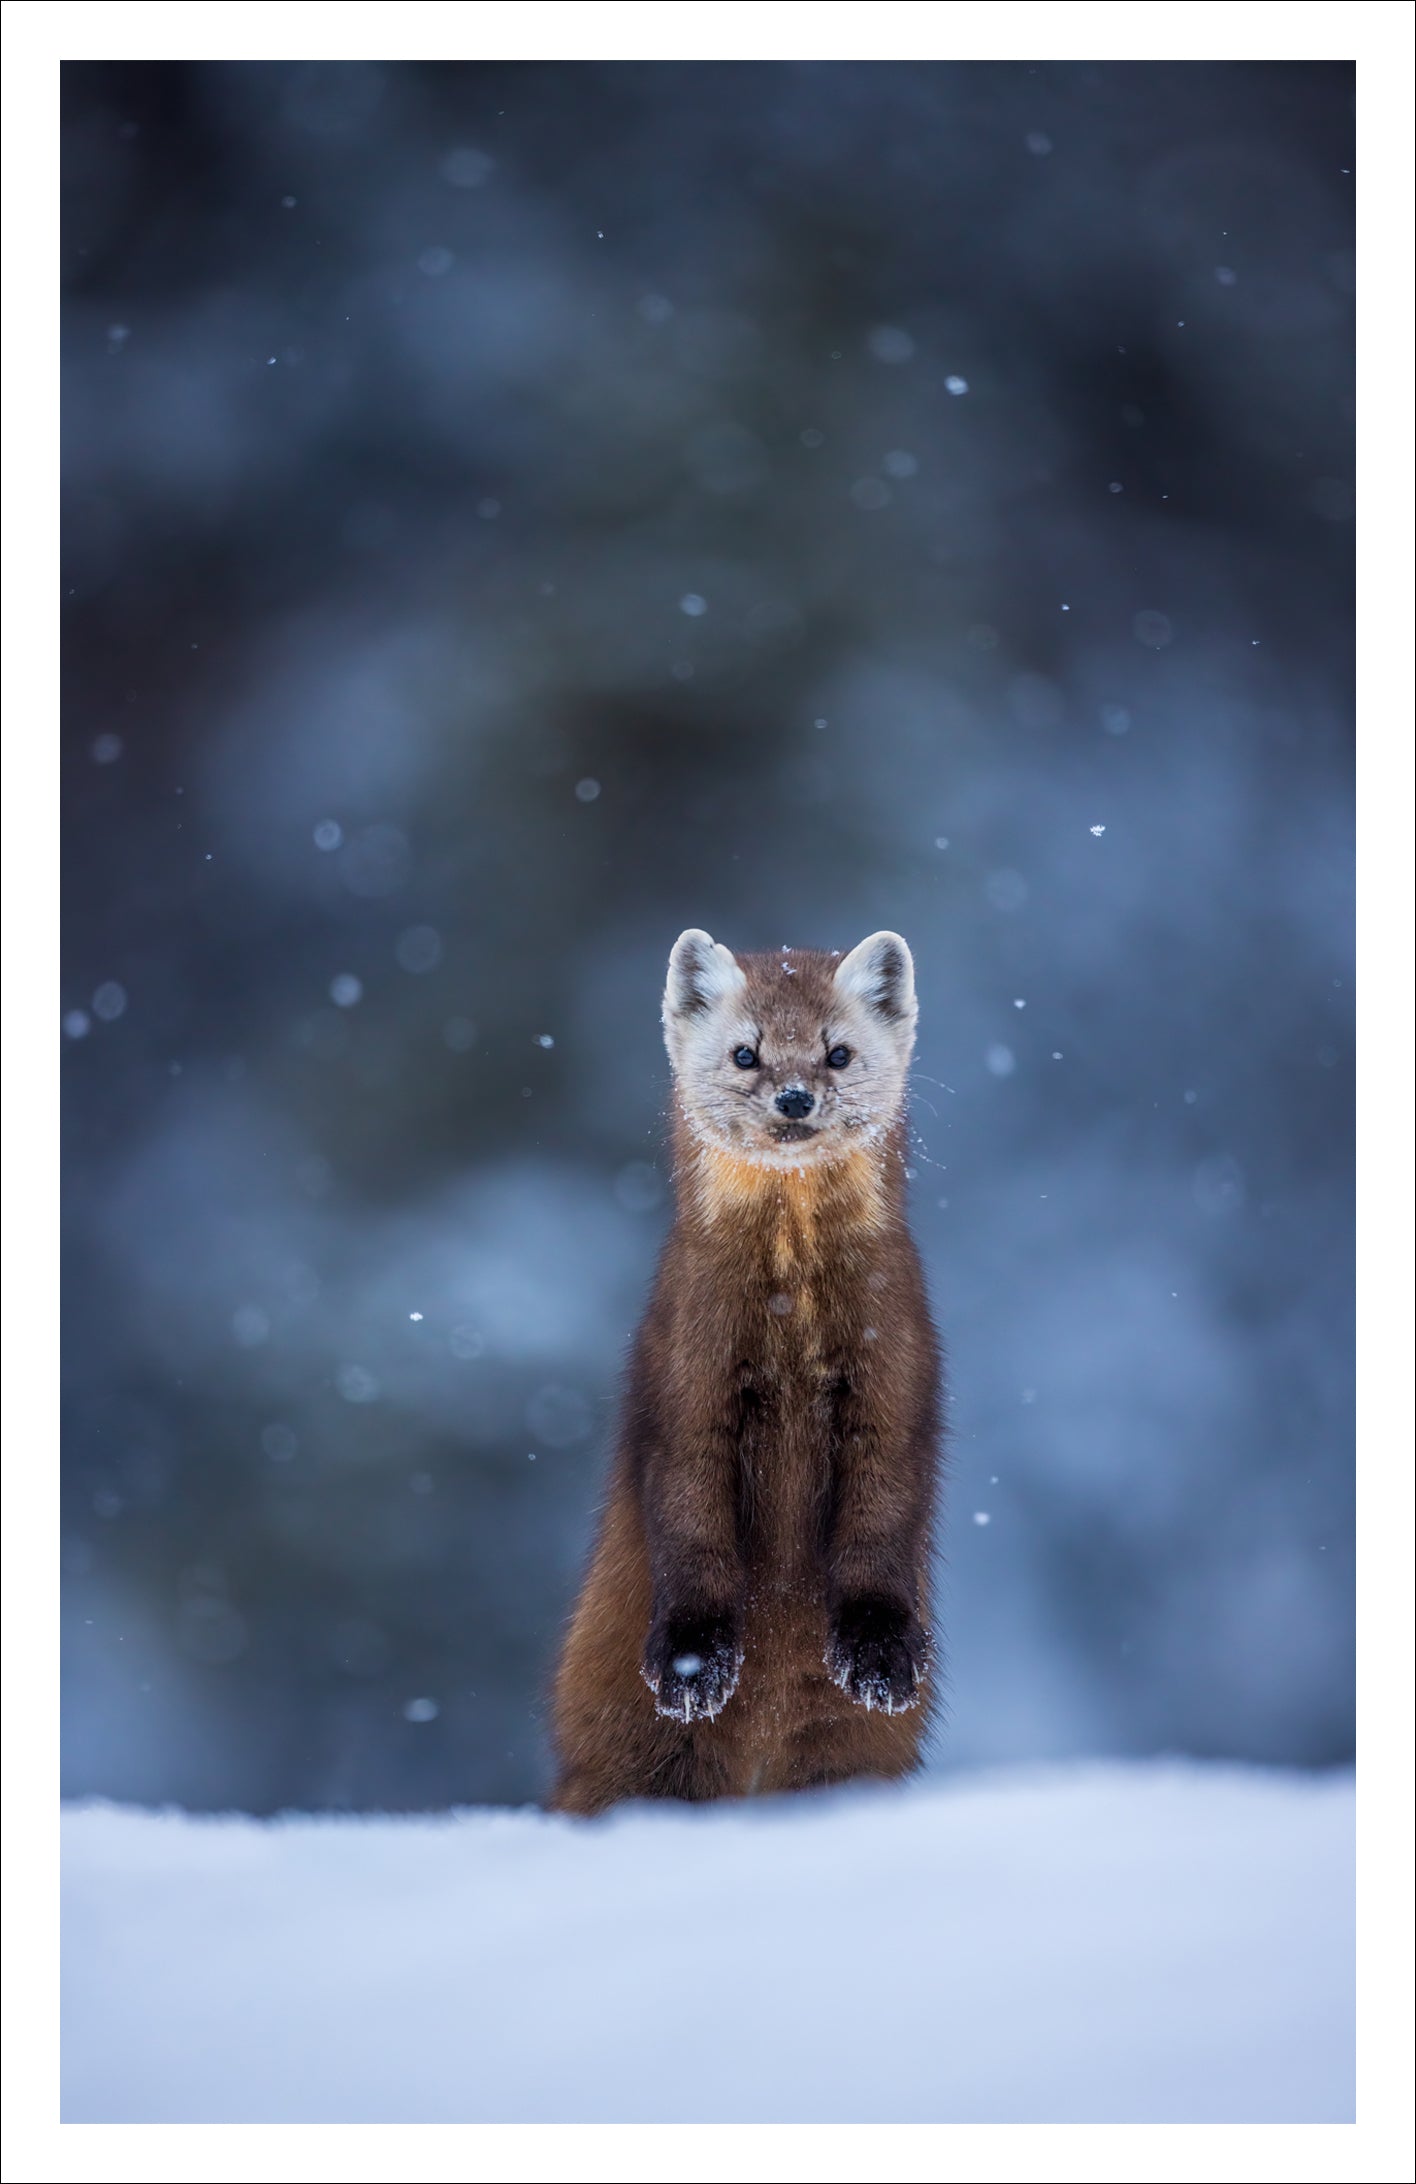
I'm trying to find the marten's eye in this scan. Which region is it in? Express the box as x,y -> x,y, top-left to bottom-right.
826,1044 -> 852,1069
732,1045 -> 759,1069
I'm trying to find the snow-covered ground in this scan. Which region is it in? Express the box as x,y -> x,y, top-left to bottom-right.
62,1761 -> 1353,2124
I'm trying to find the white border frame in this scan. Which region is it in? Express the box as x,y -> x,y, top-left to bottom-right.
4,6 -> 1411,2180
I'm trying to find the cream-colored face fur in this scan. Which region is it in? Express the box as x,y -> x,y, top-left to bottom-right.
662,929 -> 918,1170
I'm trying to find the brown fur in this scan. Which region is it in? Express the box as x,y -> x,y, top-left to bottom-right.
548,942 -> 943,1815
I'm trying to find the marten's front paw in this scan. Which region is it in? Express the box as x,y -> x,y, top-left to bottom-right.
826,1596 -> 929,1714
642,1614 -> 743,1723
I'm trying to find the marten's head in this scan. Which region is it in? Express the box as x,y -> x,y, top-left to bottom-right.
663,930 -> 917,1170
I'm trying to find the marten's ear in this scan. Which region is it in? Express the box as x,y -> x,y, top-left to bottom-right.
664,929 -> 746,1023
834,931 -> 917,1025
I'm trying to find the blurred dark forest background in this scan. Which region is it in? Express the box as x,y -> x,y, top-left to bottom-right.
62,59 -> 1355,1812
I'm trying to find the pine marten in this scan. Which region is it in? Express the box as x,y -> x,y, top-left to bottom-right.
548,929 -> 943,1815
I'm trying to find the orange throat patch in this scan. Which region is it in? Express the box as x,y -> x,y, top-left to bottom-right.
686,1137 -> 888,1242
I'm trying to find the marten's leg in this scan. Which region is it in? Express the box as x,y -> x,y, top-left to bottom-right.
549,1710 -> 735,1816
547,1713 -> 668,1817
548,1492 -> 741,1814
767,1700 -> 925,1799
823,1373 -> 935,1716
635,1398 -> 749,1726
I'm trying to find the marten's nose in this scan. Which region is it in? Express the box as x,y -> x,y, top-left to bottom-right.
775,1086 -> 815,1120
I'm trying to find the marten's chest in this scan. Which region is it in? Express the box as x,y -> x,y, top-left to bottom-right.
732,1208 -> 885,1393
734,1229 -> 862,1570
686,1208 -> 900,1569
675,1149 -> 901,1390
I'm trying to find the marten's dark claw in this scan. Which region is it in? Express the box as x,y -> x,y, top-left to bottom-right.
642,1614 -> 743,1722
826,1596 -> 929,1714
